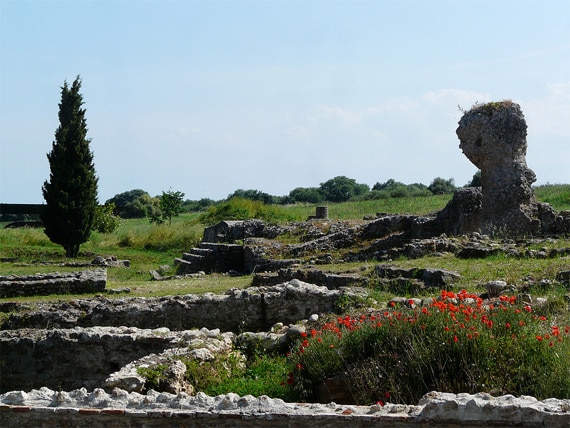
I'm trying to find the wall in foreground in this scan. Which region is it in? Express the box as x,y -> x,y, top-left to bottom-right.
1,389 -> 569,428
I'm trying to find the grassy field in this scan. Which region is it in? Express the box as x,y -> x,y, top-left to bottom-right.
1,184 -> 569,301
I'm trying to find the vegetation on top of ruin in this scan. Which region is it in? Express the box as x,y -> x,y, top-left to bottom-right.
465,99 -> 515,115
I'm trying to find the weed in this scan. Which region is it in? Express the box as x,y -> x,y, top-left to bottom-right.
137,364 -> 169,391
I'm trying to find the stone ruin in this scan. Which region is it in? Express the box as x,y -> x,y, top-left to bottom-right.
170,101 -> 570,276
450,100 -> 569,237
2,101 -> 570,427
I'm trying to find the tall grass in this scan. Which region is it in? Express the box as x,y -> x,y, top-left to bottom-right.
535,184 -> 570,211
111,216 -> 202,252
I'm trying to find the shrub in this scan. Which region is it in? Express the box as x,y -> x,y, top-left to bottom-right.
113,217 -> 202,252
199,197 -> 293,225
288,290 -> 570,404
288,187 -> 324,204
137,352 -> 296,401
371,179 -> 431,198
226,189 -> 283,205
93,203 -> 121,233
319,176 -> 369,202
106,189 -> 158,218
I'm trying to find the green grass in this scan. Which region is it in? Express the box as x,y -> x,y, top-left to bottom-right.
137,351 -> 297,401
197,354 -> 297,400
383,251 -> 570,292
0,213 -> 251,301
284,194 -> 452,221
535,184 -> 570,211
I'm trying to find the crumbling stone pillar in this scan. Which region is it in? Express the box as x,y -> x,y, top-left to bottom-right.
456,101 -> 539,236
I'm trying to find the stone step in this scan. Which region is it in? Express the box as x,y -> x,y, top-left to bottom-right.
181,253 -> 205,263
199,242 -> 242,250
174,258 -> 201,274
190,247 -> 213,257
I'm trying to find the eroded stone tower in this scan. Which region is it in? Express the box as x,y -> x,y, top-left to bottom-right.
410,100 -> 570,237
456,101 -> 539,236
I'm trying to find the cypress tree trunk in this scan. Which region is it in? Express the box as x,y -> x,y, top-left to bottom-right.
41,76 -> 98,258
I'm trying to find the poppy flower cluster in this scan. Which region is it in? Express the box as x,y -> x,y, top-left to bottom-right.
286,289 -> 570,404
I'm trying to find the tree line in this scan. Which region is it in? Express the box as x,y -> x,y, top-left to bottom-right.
106,173 -> 481,220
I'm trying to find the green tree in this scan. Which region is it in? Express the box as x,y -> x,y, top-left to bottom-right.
288,187 -> 324,204
41,76 -> 98,258
319,176 -> 369,202
106,189 -> 157,218
149,189 -> 185,224
428,177 -> 456,195
183,198 -> 215,212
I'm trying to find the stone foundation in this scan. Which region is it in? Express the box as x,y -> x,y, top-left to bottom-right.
1,280 -> 354,332
0,269 -> 106,298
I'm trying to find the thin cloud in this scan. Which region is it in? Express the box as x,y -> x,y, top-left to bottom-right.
314,105 -> 363,125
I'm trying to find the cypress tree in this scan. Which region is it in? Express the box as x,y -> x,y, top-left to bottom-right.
41,76 -> 99,258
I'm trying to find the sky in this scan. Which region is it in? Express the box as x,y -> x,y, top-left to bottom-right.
1,0 -> 569,204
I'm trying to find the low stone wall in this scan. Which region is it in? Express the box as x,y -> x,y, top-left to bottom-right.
0,326 -> 179,392
1,280 -> 352,332
1,388 -> 569,428
0,269 -> 107,298
253,269 -> 368,289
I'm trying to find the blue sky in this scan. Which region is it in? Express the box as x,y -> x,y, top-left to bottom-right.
1,0 -> 569,204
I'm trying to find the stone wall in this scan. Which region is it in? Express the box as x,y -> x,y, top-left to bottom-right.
252,269 -> 368,289
0,327 -> 177,392
0,269 -> 106,298
1,280 -> 349,332
1,389 -> 569,428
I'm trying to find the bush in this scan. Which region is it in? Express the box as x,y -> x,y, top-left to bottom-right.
106,189 -> 158,218
183,198 -> 216,212
227,189 -> 283,205
93,203 -> 121,233
113,218 -> 202,252
372,179 -> 431,198
137,352 -> 297,401
199,197 -> 294,225
288,290 -> 570,404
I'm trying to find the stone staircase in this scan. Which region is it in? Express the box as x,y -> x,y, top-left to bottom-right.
175,242 -> 245,274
